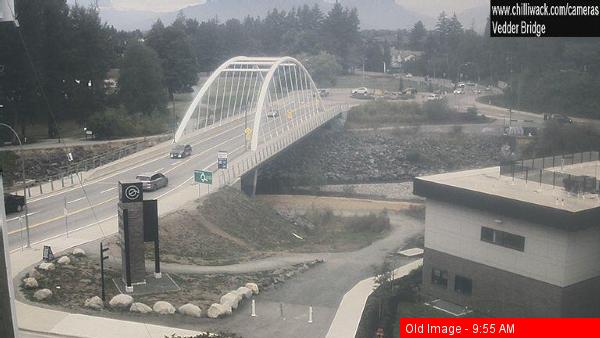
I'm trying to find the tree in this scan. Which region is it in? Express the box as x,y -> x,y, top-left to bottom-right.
298,52 -> 342,86
320,2 -> 360,71
118,41 -> 167,114
146,16 -> 198,95
409,21 -> 426,50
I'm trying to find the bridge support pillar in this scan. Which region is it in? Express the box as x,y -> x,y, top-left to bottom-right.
240,168 -> 259,198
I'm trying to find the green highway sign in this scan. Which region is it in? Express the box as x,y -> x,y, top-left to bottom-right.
194,170 -> 213,184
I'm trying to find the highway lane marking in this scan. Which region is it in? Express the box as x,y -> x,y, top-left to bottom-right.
7,134 -> 246,236
7,197 -> 117,236
67,197 -> 85,204
100,187 -> 116,194
170,162 -> 179,166
26,118 -> 249,204
6,211 -> 39,223
10,215 -> 118,254
155,167 -> 164,172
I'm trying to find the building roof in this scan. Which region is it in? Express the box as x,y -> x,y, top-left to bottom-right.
414,162 -> 600,231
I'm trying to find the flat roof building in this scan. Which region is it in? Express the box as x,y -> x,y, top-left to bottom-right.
414,152 -> 600,317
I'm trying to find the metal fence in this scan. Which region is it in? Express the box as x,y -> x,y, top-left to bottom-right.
500,151 -> 600,193
10,134 -> 171,195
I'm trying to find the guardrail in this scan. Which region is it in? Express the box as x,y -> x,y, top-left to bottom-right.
8,134 -> 171,197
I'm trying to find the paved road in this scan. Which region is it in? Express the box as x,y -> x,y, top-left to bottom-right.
4,94 -> 350,252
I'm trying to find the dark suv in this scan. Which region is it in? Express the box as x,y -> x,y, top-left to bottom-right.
550,114 -> 573,124
4,193 -> 25,213
170,144 -> 192,158
136,172 -> 168,191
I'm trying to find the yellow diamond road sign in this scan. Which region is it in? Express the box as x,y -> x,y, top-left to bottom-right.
244,127 -> 252,135
287,111 -> 293,119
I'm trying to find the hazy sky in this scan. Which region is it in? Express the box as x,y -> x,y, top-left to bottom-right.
100,0 -> 487,14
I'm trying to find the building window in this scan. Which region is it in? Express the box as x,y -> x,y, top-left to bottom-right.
480,227 -> 525,252
431,268 -> 448,288
454,275 -> 472,295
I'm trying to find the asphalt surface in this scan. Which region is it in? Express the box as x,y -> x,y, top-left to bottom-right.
4,92 -> 349,252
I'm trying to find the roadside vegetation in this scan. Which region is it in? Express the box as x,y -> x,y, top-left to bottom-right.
156,188 -> 395,265
346,100 -> 489,129
523,121 -> 600,157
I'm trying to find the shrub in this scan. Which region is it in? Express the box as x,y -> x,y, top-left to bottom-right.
347,211 -> 390,233
87,108 -> 169,139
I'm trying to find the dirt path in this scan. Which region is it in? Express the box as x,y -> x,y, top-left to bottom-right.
257,194 -> 421,213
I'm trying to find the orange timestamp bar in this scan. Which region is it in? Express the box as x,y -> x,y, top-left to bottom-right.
400,318 -> 600,337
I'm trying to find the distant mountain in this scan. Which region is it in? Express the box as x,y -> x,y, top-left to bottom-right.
69,0 -> 429,31
68,0 -> 488,32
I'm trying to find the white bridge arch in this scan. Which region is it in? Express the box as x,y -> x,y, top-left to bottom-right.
175,56 -> 327,151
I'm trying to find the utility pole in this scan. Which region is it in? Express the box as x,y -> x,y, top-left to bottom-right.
100,242 -> 109,302
0,171 -> 20,337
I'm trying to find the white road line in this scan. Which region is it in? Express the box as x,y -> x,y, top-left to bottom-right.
26,118 -> 248,204
170,162 -> 179,166
156,168 -> 164,172
6,217 -> 19,222
100,187 -> 116,194
27,211 -> 39,217
67,197 -> 85,204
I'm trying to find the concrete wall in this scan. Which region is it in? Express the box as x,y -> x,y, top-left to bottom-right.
424,199 -> 600,287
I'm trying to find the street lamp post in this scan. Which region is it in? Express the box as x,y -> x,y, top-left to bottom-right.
0,123 -> 30,247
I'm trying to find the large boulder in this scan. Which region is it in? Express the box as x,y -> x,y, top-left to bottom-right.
72,248 -> 86,257
109,294 -> 133,309
178,303 -> 202,318
130,302 -> 152,314
207,303 -> 230,318
235,286 -> 253,299
153,301 -> 176,315
220,292 -> 241,310
29,269 -> 42,280
57,256 -> 71,265
38,262 -> 55,271
33,289 -> 52,301
84,296 -> 104,310
23,277 -> 38,289
245,282 -> 260,295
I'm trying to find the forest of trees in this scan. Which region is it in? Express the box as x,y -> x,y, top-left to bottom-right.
2,0 -> 600,140
0,0 -> 360,139
402,12 -> 600,118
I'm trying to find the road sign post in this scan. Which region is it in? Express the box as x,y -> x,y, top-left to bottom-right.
100,242 -> 109,301
217,151 -> 228,169
195,170 -> 213,197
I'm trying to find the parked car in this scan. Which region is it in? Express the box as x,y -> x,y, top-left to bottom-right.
405,73 -> 413,78
136,172 -> 168,191
550,113 -> 573,124
351,87 -> 369,95
457,83 -> 465,88
466,82 -> 476,87
318,89 -> 330,97
453,89 -> 464,94
266,110 -> 280,118
170,144 -> 192,158
4,193 -> 25,213
426,94 -> 442,101
403,88 -> 417,95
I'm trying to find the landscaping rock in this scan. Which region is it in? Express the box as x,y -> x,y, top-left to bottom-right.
220,292 -> 241,310
29,269 -> 42,280
33,289 -> 52,301
23,277 -> 38,289
57,256 -> 71,265
153,301 -> 176,315
245,282 -> 260,295
109,294 -> 133,309
72,248 -> 86,257
84,296 -> 104,310
178,303 -> 202,318
235,286 -> 253,299
130,302 -> 152,314
38,262 -> 55,271
207,303 -> 229,318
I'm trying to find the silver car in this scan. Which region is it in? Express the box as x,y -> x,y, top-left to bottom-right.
136,172 -> 168,191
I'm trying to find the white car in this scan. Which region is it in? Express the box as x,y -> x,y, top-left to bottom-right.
453,89 -> 464,95
405,73 -> 413,78
352,87 -> 369,95
427,94 -> 441,101
266,111 -> 280,118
